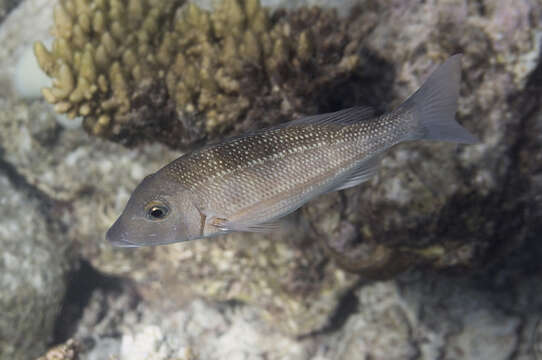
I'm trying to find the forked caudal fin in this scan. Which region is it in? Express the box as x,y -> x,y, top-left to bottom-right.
400,54 -> 479,144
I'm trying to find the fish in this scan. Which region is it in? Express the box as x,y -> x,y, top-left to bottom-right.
107,54 -> 478,247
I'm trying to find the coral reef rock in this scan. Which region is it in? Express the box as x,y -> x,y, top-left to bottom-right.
300,0 -> 542,278
0,173 -> 73,360
42,251 -> 542,360
1,0 -> 542,358
36,339 -> 80,360
71,292 -> 309,360
0,0 -> 21,22
35,0 -> 367,150
314,262 -> 542,360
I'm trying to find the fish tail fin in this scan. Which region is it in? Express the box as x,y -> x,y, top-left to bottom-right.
400,54 -> 479,144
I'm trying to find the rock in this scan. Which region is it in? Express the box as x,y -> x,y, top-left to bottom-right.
70,288 -> 308,360
36,339 -> 80,360
117,300 -> 308,360
2,0 -> 542,356
0,172 -> 73,359
0,0 -> 22,23
314,262 -> 542,360
303,0 -> 542,277
46,237 -> 542,360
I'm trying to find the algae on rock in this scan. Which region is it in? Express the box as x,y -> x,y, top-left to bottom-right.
35,0 -> 364,149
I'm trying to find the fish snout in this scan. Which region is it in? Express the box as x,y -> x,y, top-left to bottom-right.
106,220 -> 139,248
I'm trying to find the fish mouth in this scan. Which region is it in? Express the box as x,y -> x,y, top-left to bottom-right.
106,222 -> 141,248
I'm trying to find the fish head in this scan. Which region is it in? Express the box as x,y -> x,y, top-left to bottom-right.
106,173 -> 202,247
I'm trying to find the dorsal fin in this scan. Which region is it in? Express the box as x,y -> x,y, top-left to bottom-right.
289,106 -> 375,127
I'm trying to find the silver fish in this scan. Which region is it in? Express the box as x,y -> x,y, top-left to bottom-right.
107,55 -> 477,247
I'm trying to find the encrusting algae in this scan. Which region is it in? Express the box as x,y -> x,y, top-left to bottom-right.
34,0 -> 363,149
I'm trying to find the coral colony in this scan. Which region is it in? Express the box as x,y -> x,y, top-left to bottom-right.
34,0 -> 362,149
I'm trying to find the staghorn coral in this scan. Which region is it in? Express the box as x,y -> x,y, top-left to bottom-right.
34,0 -> 363,149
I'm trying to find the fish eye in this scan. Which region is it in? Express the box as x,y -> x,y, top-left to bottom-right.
146,203 -> 169,220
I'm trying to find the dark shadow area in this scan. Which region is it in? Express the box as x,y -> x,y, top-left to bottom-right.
0,0 -> 20,22
482,45 -> 542,276
0,145 -> 68,237
473,223 -> 542,297
298,283 -> 360,339
314,49 -> 396,115
52,259 -> 140,345
0,145 -> 52,205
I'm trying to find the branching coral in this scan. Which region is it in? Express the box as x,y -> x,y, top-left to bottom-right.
34,0 -> 180,137
35,0 -> 364,149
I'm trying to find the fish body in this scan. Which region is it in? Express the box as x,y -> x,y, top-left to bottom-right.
107,55 -> 477,247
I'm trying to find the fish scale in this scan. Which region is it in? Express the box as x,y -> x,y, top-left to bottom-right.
165,113 -> 411,225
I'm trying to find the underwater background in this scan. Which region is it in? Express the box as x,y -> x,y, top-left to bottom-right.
0,0 -> 541,359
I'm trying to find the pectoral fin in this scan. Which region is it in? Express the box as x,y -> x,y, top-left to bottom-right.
210,217 -> 279,233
